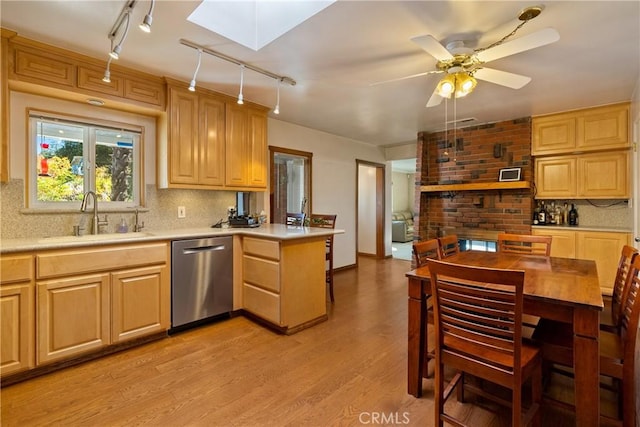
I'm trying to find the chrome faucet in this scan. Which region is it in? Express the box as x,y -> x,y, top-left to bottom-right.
133,207 -> 145,232
80,191 -> 108,234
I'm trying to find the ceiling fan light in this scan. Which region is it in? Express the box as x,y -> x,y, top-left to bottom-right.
437,74 -> 456,97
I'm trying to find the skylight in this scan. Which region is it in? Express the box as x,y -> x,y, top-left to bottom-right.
187,0 -> 336,51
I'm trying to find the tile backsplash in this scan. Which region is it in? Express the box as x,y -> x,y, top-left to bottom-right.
0,180 -> 239,239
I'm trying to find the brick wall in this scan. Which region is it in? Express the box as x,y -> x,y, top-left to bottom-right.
414,117 -> 533,241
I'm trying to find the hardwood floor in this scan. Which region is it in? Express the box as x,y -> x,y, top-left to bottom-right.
0,257 -> 591,426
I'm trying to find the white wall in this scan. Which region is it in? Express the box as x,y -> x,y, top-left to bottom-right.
265,119 -> 389,267
392,171 -> 415,212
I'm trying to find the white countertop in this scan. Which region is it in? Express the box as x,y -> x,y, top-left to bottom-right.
0,224 -> 343,254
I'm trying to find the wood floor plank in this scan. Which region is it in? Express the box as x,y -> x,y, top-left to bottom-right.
0,257 -> 599,426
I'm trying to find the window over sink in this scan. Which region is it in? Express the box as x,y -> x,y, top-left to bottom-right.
28,111 -> 143,210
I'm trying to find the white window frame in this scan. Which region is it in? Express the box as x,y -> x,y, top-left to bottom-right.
28,110 -> 143,210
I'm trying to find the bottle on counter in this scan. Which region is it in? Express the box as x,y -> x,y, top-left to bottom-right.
568,204 -> 578,226
538,201 -> 547,225
533,202 -> 540,225
555,203 -> 563,225
549,201 -> 556,224
562,202 -> 569,225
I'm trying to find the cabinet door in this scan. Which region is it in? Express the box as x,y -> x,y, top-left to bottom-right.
577,231 -> 631,295
535,156 -> 577,198
577,104 -> 629,151
532,229 -> 576,258
225,103 -> 248,186
111,265 -> 169,343
1,283 -> 34,376
532,114 -> 576,155
169,87 -> 200,185
247,108 -> 267,188
577,151 -> 629,198
37,273 -> 110,364
199,96 -> 226,186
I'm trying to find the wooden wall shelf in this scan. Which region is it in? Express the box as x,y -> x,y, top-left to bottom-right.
420,181 -> 531,193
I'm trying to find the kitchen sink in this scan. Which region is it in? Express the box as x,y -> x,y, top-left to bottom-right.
38,232 -> 154,244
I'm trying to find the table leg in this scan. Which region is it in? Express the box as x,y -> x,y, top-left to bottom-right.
573,308 -> 600,427
408,278 -> 425,397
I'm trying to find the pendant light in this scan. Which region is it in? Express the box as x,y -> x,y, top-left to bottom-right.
188,49 -> 203,92
274,79 -> 281,115
237,65 -> 245,105
139,0 -> 155,33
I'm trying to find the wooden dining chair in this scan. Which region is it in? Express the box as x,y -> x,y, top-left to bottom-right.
601,245 -> 638,333
309,214 -> 337,302
412,238 -> 441,377
533,254 -> 640,427
497,233 -> 552,256
427,259 -> 542,427
437,235 -> 460,258
285,212 -> 306,226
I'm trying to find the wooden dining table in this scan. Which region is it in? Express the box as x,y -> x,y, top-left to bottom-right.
406,250 -> 603,427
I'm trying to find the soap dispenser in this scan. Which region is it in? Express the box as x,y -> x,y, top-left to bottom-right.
117,216 -> 129,233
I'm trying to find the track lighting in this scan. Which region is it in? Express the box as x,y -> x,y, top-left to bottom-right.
188,49 -> 202,92
109,8 -> 131,60
237,65 -> 245,105
274,79 -> 281,115
102,57 -> 112,83
139,0 -> 154,33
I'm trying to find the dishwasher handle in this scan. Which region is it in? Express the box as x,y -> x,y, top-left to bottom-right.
182,244 -> 227,255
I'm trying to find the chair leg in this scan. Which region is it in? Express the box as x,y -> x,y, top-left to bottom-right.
328,270 -> 334,303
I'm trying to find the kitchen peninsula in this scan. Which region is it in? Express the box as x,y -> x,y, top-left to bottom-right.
0,224 -> 341,384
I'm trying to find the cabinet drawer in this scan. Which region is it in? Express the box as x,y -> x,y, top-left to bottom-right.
14,48 -> 75,87
77,65 -> 124,97
243,237 -> 280,260
125,78 -> 165,107
243,255 -> 280,292
37,243 -> 168,279
1,254 -> 34,284
243,283 -> 280,324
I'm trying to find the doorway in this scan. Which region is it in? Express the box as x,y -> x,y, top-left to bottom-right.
356,160 -> 385,258
269,146 -> 312,224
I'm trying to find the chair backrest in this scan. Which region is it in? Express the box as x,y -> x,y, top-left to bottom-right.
286,212 -> 306,226
438,235 -> 460,258
309,214 -> 337,229
427,259 -> 526,385
620,255 -> 640,347
611,245 -> 639,327
497,233 -> 552,256
412,239 -> 441,267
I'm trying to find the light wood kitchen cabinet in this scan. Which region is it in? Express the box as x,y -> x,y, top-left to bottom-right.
0,254 -> 35,376
532,102 -> 630,156
37,273 -> 110,364
241,236 -> 327,333
535,151 -> 629,199
111,265 -> 169,343
225,103 -> 268,189
532,228 -> 631,295
531,228 -> 576,258
35,242 -> 170,365
166,86 -> 226,187
161,82 -> 266,190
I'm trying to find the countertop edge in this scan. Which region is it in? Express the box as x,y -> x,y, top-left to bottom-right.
531,225 -> 632,233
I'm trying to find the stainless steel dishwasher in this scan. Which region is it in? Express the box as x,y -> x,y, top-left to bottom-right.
171,236 -> 233,332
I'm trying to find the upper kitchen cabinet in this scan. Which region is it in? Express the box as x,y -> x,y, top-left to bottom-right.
159,81 -> 267,190
6,35 -> 165,112
532,103 -> 630,156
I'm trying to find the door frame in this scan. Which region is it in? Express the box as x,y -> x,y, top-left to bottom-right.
356,159 -> 385,259
268,145 -> 313,224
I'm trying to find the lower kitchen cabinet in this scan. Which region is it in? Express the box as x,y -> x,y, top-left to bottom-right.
533,228 -> 631,295
37,273 -> 110,364
241,236 -> 327,333
0,254 -> 35,376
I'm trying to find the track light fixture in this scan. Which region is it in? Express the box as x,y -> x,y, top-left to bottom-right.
274,79 -> 281,115
179,39 -> 295,111
102,57 -> 112,83
188,49 -> 203,92
139,0 -> 154,33
237,65 -> 245,105
108,2 -> 133,60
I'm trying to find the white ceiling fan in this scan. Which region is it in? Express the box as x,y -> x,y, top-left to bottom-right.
372,5 -> 560,107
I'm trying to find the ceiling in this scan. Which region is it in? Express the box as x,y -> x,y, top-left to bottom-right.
1,1 -> 639,147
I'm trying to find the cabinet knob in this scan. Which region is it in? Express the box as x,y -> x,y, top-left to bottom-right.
635,237 -> 640,243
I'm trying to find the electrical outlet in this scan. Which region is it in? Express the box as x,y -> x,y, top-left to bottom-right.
178,206 -> 186,218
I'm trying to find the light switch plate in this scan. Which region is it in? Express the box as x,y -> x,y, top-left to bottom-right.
178,206 -> 186,218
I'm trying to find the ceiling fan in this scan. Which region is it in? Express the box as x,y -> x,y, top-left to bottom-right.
373,5 -> 560,107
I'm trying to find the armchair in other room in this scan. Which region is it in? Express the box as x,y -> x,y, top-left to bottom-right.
391,211 -> 414,243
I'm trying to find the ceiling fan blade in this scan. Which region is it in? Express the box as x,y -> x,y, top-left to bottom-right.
411,34 -> 454,61
475,27 -> 560,63
474,68 -> 532,89
426,86 -> 444,108
369,70 -> 441,86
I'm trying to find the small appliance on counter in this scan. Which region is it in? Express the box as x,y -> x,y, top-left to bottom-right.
228,191 -> 260,228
